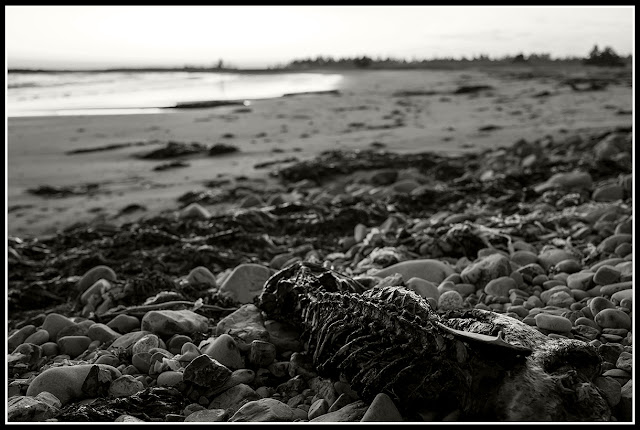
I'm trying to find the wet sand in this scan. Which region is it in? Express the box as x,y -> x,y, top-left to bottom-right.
7,66 -> 633,238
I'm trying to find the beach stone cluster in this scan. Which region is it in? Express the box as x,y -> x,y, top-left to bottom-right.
7,128 -> 632,422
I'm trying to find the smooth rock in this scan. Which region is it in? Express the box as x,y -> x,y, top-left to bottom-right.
106,314 -> 140,334
360,392 -> 403,422
611,289 -> 633,304
200,334 -> 243,369
595,309 -> 631,330
600,281 -> 633,296
183,354 -> 232,389
373,259 -> 454,285
180,203 -> 211,220
157,371 -> 184,387
534,313 -> 572,333
41,342 -> 59,357
566,272 -> 594,290
42,314 -> 76,341
437,290 -> 463,310
25,364 -> 121,405
545,291 -> 575,308
554,259 -> 583,274
57,336 -> 92,358
229,398 -> 296,422
8,325 -> 37,352
208,383 -> 261,415
131,333 -> 165,355
308,399 -> 329,420
109,375 -> 144,397
484,276 -> 516,298
589,297 -> 615,317
405,277 -> 439,300
510,250 -> 538,266
185,409 -> 227,422
141,310 -> 209,337
310,400 -> 368,422
167,334 -> 193,355
597,234 -> 632,254
114,415 -> 145,422
460,254 -> 511,289
218,263 -> 272,304
24,329 -> 50,346
592,184 -> 624,202
187,266 -> 217,287
215,304 -> 269,344
537,249 -> 576,272
77,265 -> 117,294
535,170 -> 592,192
87,323 -> 121,345
264,320 -> 304,353
593,266 -> 621,285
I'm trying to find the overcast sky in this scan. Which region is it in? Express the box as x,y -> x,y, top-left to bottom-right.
5,5 -> 635,69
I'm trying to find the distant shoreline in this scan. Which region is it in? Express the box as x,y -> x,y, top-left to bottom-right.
7,58 -> 632,75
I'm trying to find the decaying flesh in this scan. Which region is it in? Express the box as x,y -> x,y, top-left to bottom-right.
257,261 -> 611,421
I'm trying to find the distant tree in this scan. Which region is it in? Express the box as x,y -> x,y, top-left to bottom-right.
353,56 -> 373,68
583,45 -> 626,67
512,53 -> 527,63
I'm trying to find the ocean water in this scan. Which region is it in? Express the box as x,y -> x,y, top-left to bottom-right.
6,71 -> 343,117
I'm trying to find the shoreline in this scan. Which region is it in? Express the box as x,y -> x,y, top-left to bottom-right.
7,66 -> 633,238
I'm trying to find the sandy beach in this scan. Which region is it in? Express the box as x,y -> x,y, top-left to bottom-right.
7,66 -> 632,238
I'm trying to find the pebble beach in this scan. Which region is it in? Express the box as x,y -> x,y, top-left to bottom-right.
7,65 -> 634,422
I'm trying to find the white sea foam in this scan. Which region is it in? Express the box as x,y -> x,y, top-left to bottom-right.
6,71 -> 343,117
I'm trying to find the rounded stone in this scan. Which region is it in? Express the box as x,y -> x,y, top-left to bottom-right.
405,277 -> 440,301
373,259 -> 455,285
537,249 -> 576,272
594,309 -> 631,330
438,290 -> 463,310
545,291 -> 575,308
106,314 -> 141,334
510,250 -> 538,267
167,334 -> 193,355
77,265 -> 117,294
534,313 -> 573,333
87,323 -> 122,345
109,375 -> 145,398
218,264 -> 272,304
592,184 -> 624,202
460,254 -> 511,289
80,279 -> 111,305
593,266 -> 621,286
8,325 -> 37,352
187,266 -> 218,287
41,342 -> 59,357
554,259 -> 582,274
229,398 -> 295,422
57,335 -> 92,358
42,313 -> 76,341
484,276 -> 516,298
566,272 -> 594,291
132,333 -> 165,355
132,352 -> 152,374
360,392 -> 403,422
157,371 -> 184,387
180,203 -> 211,220
185,409 -> 228,422
201,334 -> 243,370
25,364 -> 121,405
588,297 -> 615,317
141,310 -> 209,337
24,329 -> 50,346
